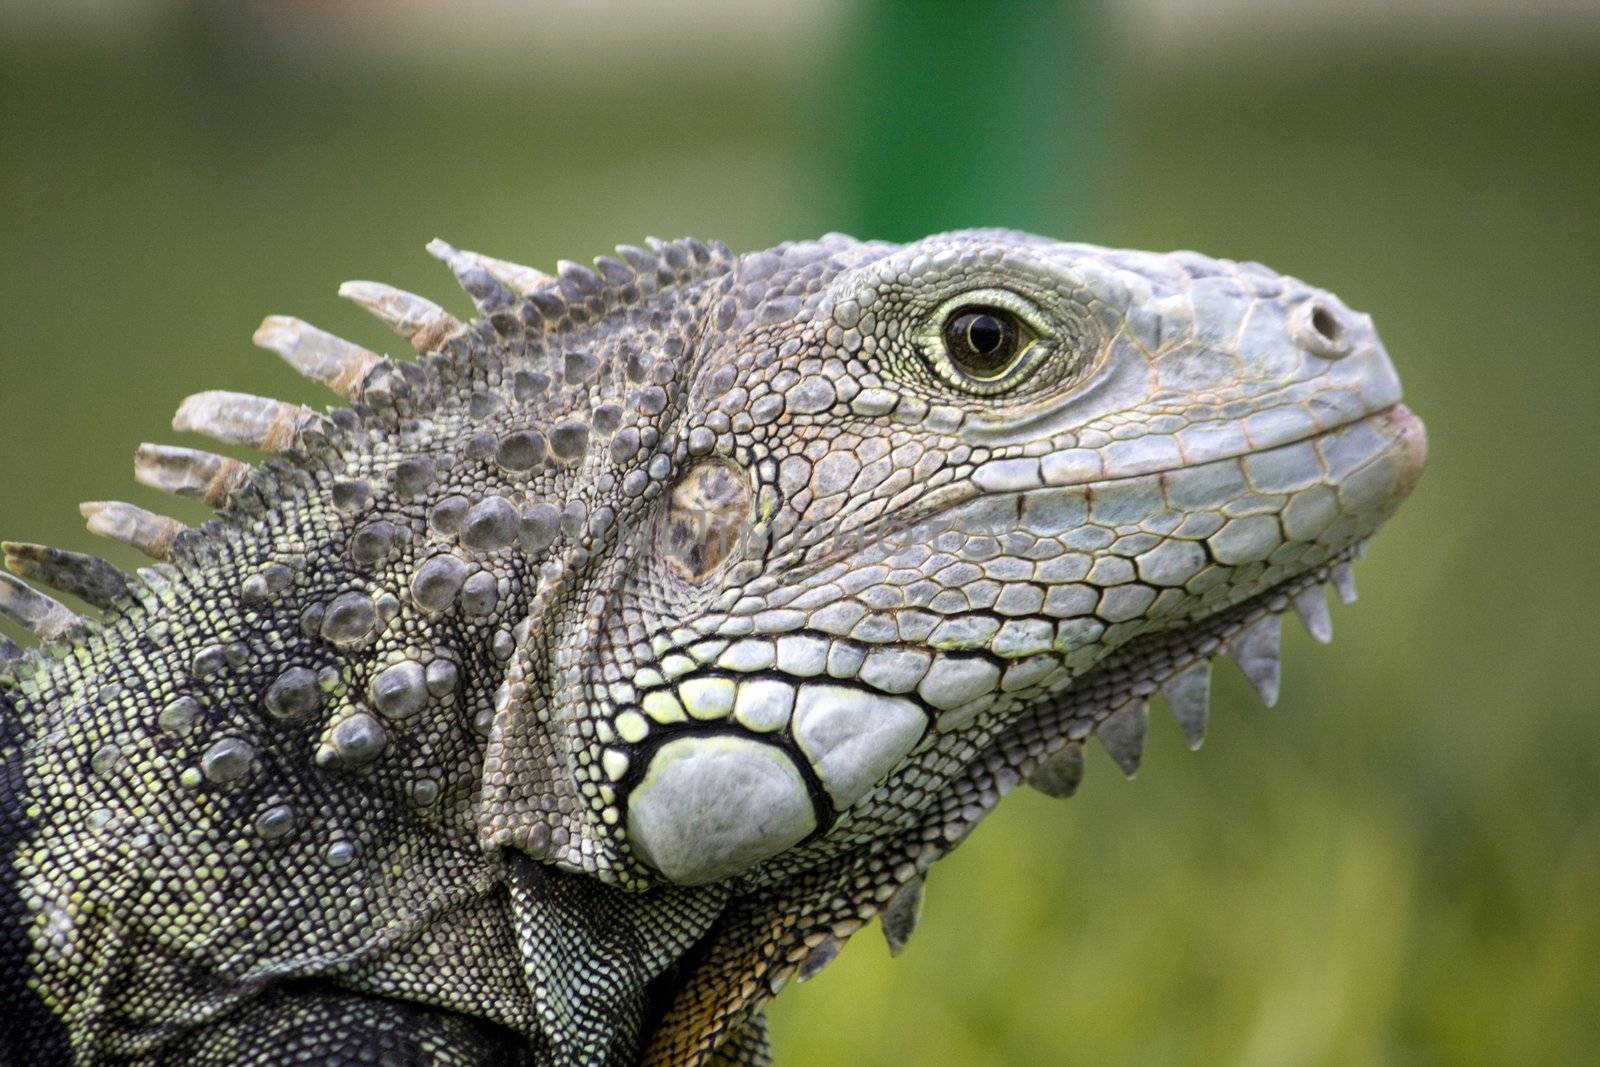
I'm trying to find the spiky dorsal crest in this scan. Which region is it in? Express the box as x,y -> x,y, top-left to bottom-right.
0,237 -> 737,666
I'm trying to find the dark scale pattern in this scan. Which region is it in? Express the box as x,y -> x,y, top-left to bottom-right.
0,681 -> 74,1065
0,230 -> 1424,1064
156,984 -> 537,1066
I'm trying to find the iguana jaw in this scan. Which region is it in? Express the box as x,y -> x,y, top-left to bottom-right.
645,402 -> 1424,1066
752,396 -> 1427,870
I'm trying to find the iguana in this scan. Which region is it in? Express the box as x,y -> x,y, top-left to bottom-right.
0,230 -> 1426,1065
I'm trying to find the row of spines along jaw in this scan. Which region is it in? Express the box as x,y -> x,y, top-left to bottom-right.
0,236 -> 735,673
653,553 -> 1362,1065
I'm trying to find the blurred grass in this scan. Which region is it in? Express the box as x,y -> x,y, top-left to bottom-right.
2,10 -> 1598,1065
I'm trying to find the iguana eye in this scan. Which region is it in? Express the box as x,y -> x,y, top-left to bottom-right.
941,306 -> 1032,382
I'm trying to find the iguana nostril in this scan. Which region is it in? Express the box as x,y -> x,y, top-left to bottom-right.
1310,305 -> 1340,343
1291,299 -> 1355,359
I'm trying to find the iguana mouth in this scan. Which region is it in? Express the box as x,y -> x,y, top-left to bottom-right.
983,399 -> 1426,755
1025,398 -> 1424,491
783,399 -> 1423,591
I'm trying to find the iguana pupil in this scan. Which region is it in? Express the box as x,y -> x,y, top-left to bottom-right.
946,305 -> 1022,378
962,311 -> 1004,353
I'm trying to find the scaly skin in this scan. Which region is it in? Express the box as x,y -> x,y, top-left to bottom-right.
0,230 -> 1425,1065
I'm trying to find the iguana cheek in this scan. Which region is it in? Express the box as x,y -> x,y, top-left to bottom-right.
617,681 -> 930,885
788,686 -> 926,809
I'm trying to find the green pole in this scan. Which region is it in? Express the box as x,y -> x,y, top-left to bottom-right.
831,0 -> 1103,242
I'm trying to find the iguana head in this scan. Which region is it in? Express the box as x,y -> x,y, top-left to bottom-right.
0,227 -> 1425,1064
459,230 -> 1425,890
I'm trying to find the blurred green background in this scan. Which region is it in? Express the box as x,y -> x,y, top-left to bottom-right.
2,1 -> 1598,1063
